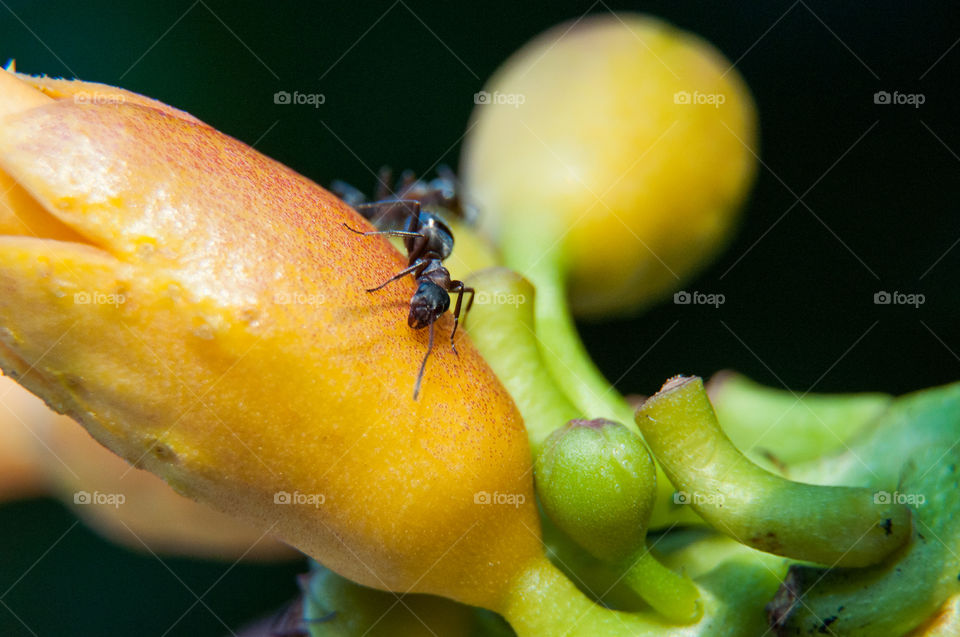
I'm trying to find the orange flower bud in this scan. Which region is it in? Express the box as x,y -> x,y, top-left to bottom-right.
0,69 -> 541,609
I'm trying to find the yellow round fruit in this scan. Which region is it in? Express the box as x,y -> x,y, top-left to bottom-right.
463,14 -> 758,317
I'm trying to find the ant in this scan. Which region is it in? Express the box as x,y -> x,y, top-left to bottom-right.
338,169 -> 475,400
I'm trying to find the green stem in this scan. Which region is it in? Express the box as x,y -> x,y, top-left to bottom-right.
519,244 -> 637,427
499,554 -> 777,637
499,556 -> 674,637
620,549 -> 702,624
636,376 -> 912,567
538,513 -> 646,610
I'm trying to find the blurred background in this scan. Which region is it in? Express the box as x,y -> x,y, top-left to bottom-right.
0,1 -> 957,634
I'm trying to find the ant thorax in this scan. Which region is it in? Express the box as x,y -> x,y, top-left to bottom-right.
420,260 -> 453,290
407,211 -> 454,260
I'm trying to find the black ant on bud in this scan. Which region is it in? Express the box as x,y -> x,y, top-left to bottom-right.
337,168 -> 475,400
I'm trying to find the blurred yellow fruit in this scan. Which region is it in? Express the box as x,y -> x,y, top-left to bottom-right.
463,13 -> 757,317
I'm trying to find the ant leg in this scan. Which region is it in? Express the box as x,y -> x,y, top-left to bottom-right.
404,233 -> 428,265
448,283 -> 475,355
413,322 -> 435,400
375,166 -> 393,201
348,199 -> 422,231
366,261 -> 423,292
437,164 -> 456,182
399,169 -> 417,193
393,199 -> 422,232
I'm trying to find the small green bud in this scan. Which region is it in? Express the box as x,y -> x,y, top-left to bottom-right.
535,418 -> 656,564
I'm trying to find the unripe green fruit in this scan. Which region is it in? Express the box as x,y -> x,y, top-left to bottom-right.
535,418 -> 702,623
536,419 -> 656,564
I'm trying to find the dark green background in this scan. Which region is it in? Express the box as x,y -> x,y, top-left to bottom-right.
0,1 -> 957,634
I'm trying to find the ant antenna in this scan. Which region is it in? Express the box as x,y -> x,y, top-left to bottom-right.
341,222 -> 424,241
413,322 -> 435,400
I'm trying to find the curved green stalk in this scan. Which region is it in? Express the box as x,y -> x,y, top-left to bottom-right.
769,445 -> 960,636
316,379 -> 960,637
621,549 -> 702,623
636,376 -> 912,567
504,232 -> 637,427
707,371 -> 892,466
500,557 -> 673,636
494,227 -> 697,529
499,554 -> 779,637
299,545 -> 771,637
538,512 -> 645,610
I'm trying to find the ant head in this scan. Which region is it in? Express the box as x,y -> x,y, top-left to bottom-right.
408,280 -> 450,329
